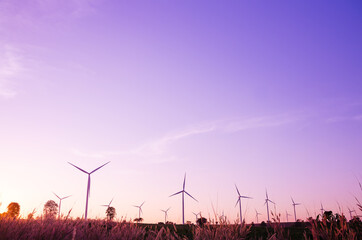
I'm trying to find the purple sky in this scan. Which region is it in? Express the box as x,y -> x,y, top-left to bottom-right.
0,0 -> 361,223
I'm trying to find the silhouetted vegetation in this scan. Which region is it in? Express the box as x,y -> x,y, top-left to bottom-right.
106,206 -> 116,221
43,200 -> 58,219
6,202 -> 20,218
0,186 -> 360,239
196,217 -> 207,227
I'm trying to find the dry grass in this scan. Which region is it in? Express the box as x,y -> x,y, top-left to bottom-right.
0,183 -> 361,239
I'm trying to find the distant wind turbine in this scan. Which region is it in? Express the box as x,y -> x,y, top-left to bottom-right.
235,185 -> 252,224
101,198 -> 114,208
161,207 -> 170,223
348,207 -> 356,220
169,173 -> 198,224
220,210 -> 226,222
320,203 -> 325,216
53,192 -> 71,219
134,201 -> 145,220
192,211 -> 201,222
286,210 -> 292,222
68,161 -> 110,220
291,197 -> 301,222
255,209 -> 261,223
264,189 -> 275,223
305,207 -> 311,218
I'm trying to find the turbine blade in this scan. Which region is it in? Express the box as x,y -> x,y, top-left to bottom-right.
166,207 -> 170,212
169,191 -> 183,197
109,197 -> 114,206
291,197 -> 295,204
68,162 -> 89,174
183,173 -> 186,191
269,200 -> 275,204
266,189 -> 268,199
90,161 -> 110,174
140,201 -> 145,207
241,196 -> 252,199
235,198 -> 240,207
62,195 -> 71,200
235,184 -> 241,196
185,191 -> 198,202
53,192 -> 60,199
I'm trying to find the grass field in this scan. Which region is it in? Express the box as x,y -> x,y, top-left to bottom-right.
0,212 -> 361,239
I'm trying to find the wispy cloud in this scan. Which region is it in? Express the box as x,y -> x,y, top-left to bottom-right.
0,0 -> 100,31
326,115 -> 362,123
222,114 -> 296,132
71,113 -> 297,162
35,0 -> 99,18
0,45 -> 24,99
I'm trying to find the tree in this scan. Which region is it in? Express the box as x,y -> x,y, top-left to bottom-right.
43,200 -> 58,219
134,218 -> 143,223
7,202 -> 20,218
106,206 -> 116,221
196,217 -> 207,227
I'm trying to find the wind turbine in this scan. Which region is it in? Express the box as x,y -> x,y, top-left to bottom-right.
264,189 -> 275,223
291,197 -> 301,222
192,211 -> 201,222
53,192 -> 71,219
133,201 -> 145,220
68,161 -> 110,220
161,207 -> 170,223
235,185 -> 252,224
255,209 -> 261,223
320,203 -> 325,216
348,207 -> 356,220
286,211 -> 292,222
305,207 -> 311,218
220,210 -> 226,223
169,173 -> 198,224
101,197 -> 114,209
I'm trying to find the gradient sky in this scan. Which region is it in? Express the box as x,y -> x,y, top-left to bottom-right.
0,0 -> 362,223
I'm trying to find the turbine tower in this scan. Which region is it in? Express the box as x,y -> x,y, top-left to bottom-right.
169,173 -> 198,224
68,161 -> 110,220
53,192 -> 71,219
235,185 -> 252,224
264,189 -> 275,223
291,197 -> 301,222
133,201 -> 145,220
255,209 -> 261,223
161,207 -> 170,223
